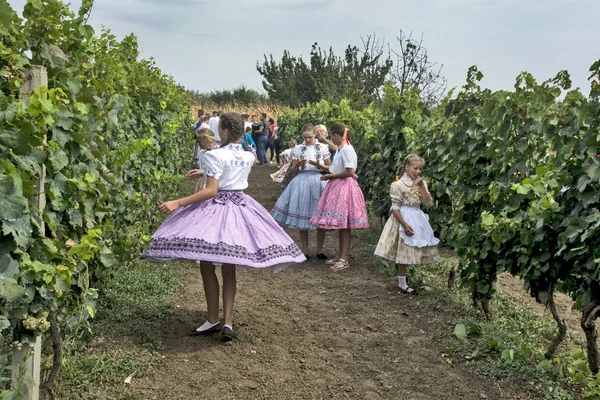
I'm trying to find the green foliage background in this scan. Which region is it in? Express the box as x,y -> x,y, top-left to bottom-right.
278,62 -> 600,373
0,0 -> 192,368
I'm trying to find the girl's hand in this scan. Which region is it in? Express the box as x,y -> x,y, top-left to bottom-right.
186,169 -> 203,180
159,200 -> 180,214
298,159 -> 308,168
402,223 -> 414,236
414,177 -> 425,187
307,160 -> 321,168
320,174 -> 332,181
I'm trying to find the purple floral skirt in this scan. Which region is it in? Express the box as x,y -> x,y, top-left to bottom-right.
142,191 -> 306,268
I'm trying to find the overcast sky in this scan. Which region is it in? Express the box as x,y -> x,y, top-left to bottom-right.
8,0 -> 600,96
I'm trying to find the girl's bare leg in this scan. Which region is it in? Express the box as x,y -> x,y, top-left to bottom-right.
221,263 -> 237,327
200,261 -> 219,323
339,229 -> 351,260
316,229 -> 326,254
299,230 -> 309,255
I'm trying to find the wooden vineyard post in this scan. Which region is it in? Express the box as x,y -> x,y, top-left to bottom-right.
11,65 -> 48,400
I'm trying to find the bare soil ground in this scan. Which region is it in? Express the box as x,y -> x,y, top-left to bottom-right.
110,165 -> 539,400
497,274 -> 584,344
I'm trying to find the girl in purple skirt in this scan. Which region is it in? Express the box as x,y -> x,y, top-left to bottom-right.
310,123 -> 369,271
143,112 -> 306,341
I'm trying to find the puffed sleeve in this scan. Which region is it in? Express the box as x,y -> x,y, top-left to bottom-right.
203,151 -> 223,181
341,146 -> 357,169
321,143 -> 331,161
291,145 -> 300,161
390,182 -> 402,211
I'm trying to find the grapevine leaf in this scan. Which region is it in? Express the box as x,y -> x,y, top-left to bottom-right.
454,323 -> 467,343
47,147 -> 69,172
1,216 -> 32,247
0,128 -> 42,155
0,174 -> 28,220
0,0 -> 16,28
0,315 -> 10,332
0,277 -> 26,302
0,254 -> 18,278
67,78 -> 82,97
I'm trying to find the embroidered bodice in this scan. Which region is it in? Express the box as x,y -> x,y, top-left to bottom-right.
390,173 -> 429,208
292,142 -> 330,171
204,143 -> 255,190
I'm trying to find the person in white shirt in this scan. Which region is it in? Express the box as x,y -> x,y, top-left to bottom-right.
271,124 -> 331,260
200,115 -> 210,130
143,112 -> 305,341
310,123 -> 369,271
208,111 -> 221,144
270,139 -> 297,184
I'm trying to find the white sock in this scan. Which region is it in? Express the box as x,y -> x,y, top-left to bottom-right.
196,321 -> 219,332
398,275 -> 408,290
224,324 -> 233,330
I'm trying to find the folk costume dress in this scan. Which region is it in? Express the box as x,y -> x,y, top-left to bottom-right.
270,148 -> 293,184
143,143 -> 306,268
310,144 -> 369,230
374,174 -> 440,264
271,143 -> 330,230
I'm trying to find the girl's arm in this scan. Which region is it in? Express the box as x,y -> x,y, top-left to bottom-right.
392,209 -> 414,236
290,159 -> 302,173
320,167 -> 354,181
159,177 -> 218,213
327,141 -> 338,153
316,135 -> 338,152
307,158 -> 331,170
186,169 -> 204,180
415,178 -> 432,206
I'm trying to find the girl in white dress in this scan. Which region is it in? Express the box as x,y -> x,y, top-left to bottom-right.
374,154 -> 440,294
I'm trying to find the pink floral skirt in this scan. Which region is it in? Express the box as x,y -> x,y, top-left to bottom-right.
310,176 -> 369,230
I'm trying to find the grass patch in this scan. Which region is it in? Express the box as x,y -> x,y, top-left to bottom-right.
358,227 -> 594,399
54,180 -> 195,399
54,259 -> 188,399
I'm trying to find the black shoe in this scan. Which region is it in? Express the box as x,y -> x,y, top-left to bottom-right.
190,323 -> 222,336
316,253 -> 328,260
221,325 -> 238,342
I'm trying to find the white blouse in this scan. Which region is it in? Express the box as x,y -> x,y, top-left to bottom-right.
292,143 -> 330,172
204,143 -> 255,190
329,144 -> 357,175
281,148 -> 293,163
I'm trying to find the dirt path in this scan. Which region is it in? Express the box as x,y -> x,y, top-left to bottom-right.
128,165 -> 529,400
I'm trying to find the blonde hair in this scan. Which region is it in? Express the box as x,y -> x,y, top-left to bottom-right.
403,153 -> 425,168
314,124 -> 327,132
288,139 -> 297,147
195,127 -> 216,145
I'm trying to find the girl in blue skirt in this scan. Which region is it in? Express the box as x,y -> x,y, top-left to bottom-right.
271,124 -> 331,260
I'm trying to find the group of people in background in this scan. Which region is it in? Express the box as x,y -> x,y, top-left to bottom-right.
192,109 -> 284,168
143,110 -> 440,341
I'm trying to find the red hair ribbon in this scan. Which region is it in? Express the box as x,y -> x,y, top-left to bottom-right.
343,128 -> 350,145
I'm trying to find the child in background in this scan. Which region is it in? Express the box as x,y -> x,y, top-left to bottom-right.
310,123 -> 369,271
374,154 -> 440,294
143,112 -> 305,341
186,128 -> 216,193
241,126 -> 257,158
270,139 -> 297,184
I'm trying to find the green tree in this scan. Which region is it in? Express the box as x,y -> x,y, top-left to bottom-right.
257,40 -> 392,108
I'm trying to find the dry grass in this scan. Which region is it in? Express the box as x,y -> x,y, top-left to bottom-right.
190,103 -> 294,120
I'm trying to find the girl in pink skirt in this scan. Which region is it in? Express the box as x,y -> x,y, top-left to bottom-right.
310,123 -> 369,271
